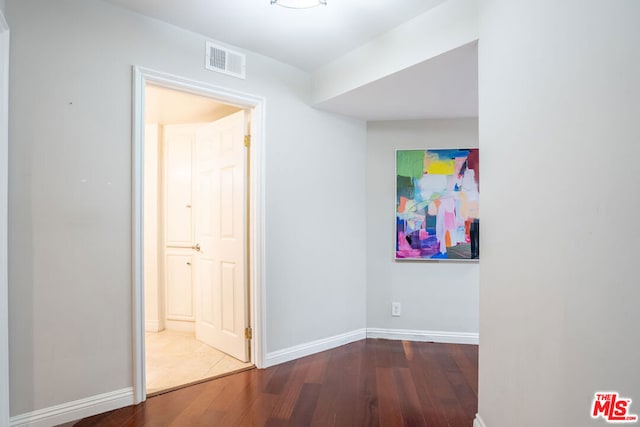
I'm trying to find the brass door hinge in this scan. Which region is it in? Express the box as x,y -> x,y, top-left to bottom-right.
245,327 -> 252,340
244,135 -> 251,148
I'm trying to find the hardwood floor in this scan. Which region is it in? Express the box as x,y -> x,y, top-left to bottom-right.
74,339 -> 478,427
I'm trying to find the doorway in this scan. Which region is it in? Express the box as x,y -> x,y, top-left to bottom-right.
143,85 -> 252,394
132,67 -> 266,403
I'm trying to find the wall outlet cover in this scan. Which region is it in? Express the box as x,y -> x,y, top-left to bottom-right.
392,302 -> 401,317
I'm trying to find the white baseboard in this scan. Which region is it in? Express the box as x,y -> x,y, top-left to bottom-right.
265,327 -> 477,368
265,328 -> 366,367
164,319 -> 195,333
473,413 -> 487,427
9,388 -> 134,427
366,328 -> 479,345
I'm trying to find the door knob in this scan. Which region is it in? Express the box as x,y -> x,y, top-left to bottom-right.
193,243 -> 201,252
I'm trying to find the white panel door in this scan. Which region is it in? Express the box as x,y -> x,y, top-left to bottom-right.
195,111 -> 248,362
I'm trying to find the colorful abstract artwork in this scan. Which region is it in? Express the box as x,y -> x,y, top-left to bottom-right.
396,149 -> 480,260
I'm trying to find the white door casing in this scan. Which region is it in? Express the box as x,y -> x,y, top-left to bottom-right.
195,111 -> 249,362
143,124 -> 162,332
132,66 -> 266,404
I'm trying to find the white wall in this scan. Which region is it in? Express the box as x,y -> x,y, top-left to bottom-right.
6,0 -> 366,416
366,119 -> 478,336
0,7 -> 9,427
478,1 -> 640,426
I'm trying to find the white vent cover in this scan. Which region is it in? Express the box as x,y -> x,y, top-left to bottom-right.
205,41 -> 246,79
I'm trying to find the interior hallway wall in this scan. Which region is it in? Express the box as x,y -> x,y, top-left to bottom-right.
6,0 -> 366,416
366,119 -> 478,336
477,1 -> 640,426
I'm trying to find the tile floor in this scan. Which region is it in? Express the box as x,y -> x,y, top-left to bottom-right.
145,330 -> 253,394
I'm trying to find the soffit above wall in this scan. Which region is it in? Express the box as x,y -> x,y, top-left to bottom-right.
316,42 -> 478,121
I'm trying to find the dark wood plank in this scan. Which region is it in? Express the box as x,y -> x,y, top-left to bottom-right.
270,358 -> 312,420
303,350 -> 329,384
309,342 -> 362,427
237,392 -> 279,427
73,404 -> 141,427
405,356 -> 450,427
430,343 -> 476,426
263,362 -> 295,395
376,367 -> 403,427
206,370 -> 254,413
264,418 -> 288,427
354,339 -> 379,427
214,370 -> 271,426
332,345 -> 362,427
388,340 -> 409,369
165,372 -> 230,425
447,343 -> 478,397
288,382 -> 322,426
133,380 -> 212,427
71,339 -> 478,427
372,338 -> 394,368
393,367 -> 428,426
401,340 -> 414,362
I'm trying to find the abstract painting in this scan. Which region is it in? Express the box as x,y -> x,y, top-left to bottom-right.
396,149 -> 479,260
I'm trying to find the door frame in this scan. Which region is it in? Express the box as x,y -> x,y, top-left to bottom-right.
0,10 -> 10,426
131,66 -> 266,404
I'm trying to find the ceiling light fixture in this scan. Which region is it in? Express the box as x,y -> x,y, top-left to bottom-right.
270,0 -> 327,9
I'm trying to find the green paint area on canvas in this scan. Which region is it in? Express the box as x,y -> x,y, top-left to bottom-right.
396,176 -> 414,200
396,150 -> 425,179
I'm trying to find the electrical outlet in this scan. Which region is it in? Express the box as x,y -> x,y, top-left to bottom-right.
391,302 -> 401,317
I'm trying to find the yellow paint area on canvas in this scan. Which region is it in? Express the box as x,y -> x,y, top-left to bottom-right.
425,152 -> 455,175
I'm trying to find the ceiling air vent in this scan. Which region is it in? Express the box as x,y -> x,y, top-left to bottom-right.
205,41 -> 246,79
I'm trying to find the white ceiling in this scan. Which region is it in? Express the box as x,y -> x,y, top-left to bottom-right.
104,0 -> 446,72
105,0 -> 478,120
